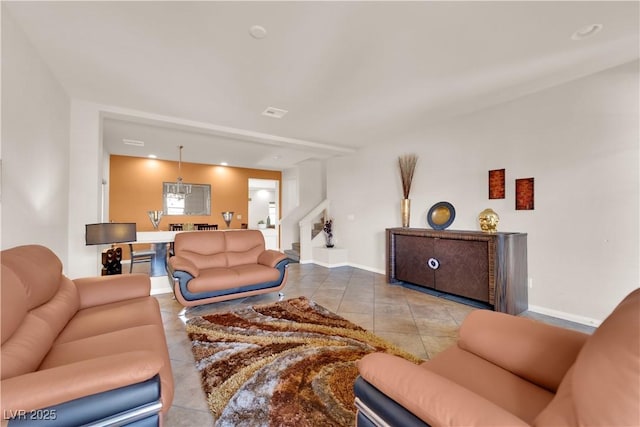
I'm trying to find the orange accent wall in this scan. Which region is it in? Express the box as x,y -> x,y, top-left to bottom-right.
109,155 -> 281,234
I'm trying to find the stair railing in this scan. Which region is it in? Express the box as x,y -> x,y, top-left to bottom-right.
298,199 -> 329,263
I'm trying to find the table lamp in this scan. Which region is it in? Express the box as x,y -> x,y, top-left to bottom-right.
148,210 -> 163,230
85,223 -> 137,275
221,211 -> 234,228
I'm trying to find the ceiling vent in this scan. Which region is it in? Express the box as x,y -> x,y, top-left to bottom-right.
122,138 -> 145,147
262,107 -> 288,119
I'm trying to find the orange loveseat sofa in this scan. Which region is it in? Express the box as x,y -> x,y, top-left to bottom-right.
1,245 -> 174,426
355,288 -> 640,427
167,230 -> 289,307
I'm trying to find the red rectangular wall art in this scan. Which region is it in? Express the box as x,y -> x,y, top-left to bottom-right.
488,169 -> 505,199
515,178 -> 534,210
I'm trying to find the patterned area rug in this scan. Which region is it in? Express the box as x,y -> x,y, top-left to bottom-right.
186,296 -> 421,427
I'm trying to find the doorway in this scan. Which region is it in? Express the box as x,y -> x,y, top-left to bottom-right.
248,178 -> 279,249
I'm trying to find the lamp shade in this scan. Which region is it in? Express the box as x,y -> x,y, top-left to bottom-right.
85,223 -> 137,245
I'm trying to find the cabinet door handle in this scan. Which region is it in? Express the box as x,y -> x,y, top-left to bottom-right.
427,258 -> 440,270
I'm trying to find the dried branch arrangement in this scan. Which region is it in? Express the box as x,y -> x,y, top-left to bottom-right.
398,154 -> 418,199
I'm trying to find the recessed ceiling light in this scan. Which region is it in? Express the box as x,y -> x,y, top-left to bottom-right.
249,25 -> 267,39
122,138 -> 144,147
220,162 -> 228,166
571,24 -> 603,41
148,154 -> 157,159
262,107 -> 288,119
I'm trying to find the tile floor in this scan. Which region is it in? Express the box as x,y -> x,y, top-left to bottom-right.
146,263 -> 594,426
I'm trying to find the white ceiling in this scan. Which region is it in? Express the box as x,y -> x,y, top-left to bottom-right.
5,1 -> 639,170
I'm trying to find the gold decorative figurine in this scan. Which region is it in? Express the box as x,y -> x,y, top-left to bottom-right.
478,208 -> 499,233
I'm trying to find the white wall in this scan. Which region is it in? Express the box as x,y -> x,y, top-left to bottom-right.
280,159 -> 326,251
249,188 -> 275,227
328,60 -> 639,324
1,8 -> 70,264
67,100 -> 105,278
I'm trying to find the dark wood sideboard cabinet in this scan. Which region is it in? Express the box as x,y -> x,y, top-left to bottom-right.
386,228 -> 528,315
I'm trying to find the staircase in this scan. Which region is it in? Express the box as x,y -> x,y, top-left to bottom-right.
284,242 -> 300,262
284,222 -> 324,263
312,221 -> 324,239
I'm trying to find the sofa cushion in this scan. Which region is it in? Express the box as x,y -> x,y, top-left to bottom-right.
174,231 -> 228,269
2,313 -> 58,380
55,297 -> 164,344
74,274 -> 152,309
1,246 -> 80,379
1,351 -> 165,415
1,265 -> 29,346
225,230 -> 265,267
40,325 -> 167,368
187,264 -> 281,293
571,288 -> 640,426
425,345 -> 554,424
29,278 -> 80,343
1,245 -> 65,309
39,324 -> 174,411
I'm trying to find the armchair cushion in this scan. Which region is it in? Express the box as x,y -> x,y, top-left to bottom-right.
358,353 -> 529,427
533,366 -> 579,426
422,344 -> 554,423
458,310 -> 588,391
571,288 -> 640,426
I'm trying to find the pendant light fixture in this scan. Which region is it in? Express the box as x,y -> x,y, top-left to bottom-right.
166,145 -> 192,199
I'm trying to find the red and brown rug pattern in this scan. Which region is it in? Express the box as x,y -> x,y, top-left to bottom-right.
186,296 -> 421,427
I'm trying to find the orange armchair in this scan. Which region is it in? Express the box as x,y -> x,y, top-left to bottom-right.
356,289 -> 639,426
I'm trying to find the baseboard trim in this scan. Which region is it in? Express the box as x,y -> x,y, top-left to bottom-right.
305,260 -> 385,272
312,260 -> 349,268
528,304 -> 602,327
347,262 -> 385,275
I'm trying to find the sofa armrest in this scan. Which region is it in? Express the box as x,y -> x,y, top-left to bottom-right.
458,310 -> 589,391
0,351 -> 164,414
258,250 -> 287,268
168,256 -> 200,278
358,353 -> 529,427
73,274 -> 151,309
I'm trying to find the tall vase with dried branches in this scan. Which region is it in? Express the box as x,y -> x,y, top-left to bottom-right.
398,154 -> 418,227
